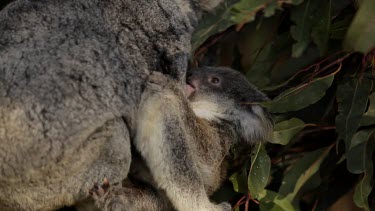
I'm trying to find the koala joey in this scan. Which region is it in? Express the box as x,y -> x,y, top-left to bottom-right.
91,67 -> 273,211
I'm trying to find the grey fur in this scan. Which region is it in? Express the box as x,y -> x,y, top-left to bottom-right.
0,0 -> 224,210
91,68 -> 273,211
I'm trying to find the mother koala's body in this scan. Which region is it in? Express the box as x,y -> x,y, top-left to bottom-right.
0,0 -> 221,210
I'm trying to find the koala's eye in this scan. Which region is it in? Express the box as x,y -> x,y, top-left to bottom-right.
209,77 -> 220,84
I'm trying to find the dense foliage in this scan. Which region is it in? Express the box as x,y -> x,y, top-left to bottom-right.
192,0 -> 375,210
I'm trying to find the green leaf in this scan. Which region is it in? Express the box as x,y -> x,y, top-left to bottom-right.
272,118 -> 311,145
229,170 -> 248,193
346,129 -> 375,173
230,0 -> 276,23
261,69 -> 338,113
231,0 -> 305,25
240,17 -> 288,89
263,1 -> 280,17
263,46 -> 320,91
248,144 -> 271,199
290,0 -> 321,57
335,77 -> 373,149
191,2 -> 236,52
245,34 -> 292,89
346,129 -> 375,211
354,174 -> 374,211
311,0 -> 331,55
344,0 -> 375,53
259,190 -> 296,211
192,0 -> 304,52
360,93 -> 375,126
260,203 -> 285,211
330,16 -> 352,40
279,145 -> 333,201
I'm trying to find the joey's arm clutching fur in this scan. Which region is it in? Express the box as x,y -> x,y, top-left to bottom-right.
93,67 -> 273,211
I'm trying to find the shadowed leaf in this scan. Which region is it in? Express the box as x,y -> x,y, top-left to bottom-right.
346,129 -> 375,211
272,118 -> 311,145
261,68 -> 338,113
248,144 -> 270,199
290,0 -> 322,57
360,93 -> 375,126
259,190 -> 296,211
279,145 -> 333,201
344,0 -> 375,53
229,169 -> 248,193
238,17 -> 286,89
335,77 -> 373,149
311,0 -> 331,55
192,0 -> 304,52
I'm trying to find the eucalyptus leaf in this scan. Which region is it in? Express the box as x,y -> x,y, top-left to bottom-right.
229,170 -> 248,193
240,17 -> 287,89
272,47 -> 319,81
248,144 -> 271,199
263,46 -> 320,91
272,118 -> 309,145
279,145 -> 333,201
261,69 -> 337,113
344,0 -> 375,53
230,0 -> 293,25
290,0 -> 321,57
246,34 -> 294,89
259,190 -> 296,211
360,93 -> 375,126
354,174 -> 373,211
311,0 -> 331,55
346,129 -> 375,173
192,0 -> 303,52
335,77 -> 373,149
263,2 -> 280,17
330,16 -> 352,40
346,129 -> 375,211
191,1 -> 236,52
230,0 -> 278,24
260,203 -> 285,211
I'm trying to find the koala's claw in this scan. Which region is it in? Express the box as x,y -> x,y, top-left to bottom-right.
89,178 -> 110,200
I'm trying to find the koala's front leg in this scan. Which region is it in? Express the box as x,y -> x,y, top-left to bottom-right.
134,74 -> 230,211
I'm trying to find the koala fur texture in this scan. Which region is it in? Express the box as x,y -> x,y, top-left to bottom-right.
90,67 -> 273,211
0,0 -> 224,210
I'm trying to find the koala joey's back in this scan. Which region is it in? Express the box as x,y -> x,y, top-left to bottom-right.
186,66 -> 273,144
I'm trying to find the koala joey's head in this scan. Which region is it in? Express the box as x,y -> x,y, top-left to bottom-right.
186,66 -> 273,143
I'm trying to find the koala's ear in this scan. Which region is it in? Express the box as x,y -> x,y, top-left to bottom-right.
235,105 -> 273,144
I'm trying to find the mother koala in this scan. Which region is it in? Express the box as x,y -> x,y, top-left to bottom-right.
0,0 -> 223,210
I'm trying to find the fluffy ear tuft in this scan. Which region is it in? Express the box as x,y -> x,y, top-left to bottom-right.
234,105 -> 273,144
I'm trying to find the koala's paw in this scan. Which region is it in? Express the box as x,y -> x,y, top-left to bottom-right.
89,178 -> 111,201
144,72 -> 174,95
149,71 -> 169,80
148,71 -> 170,86
218,202 -> 232,211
